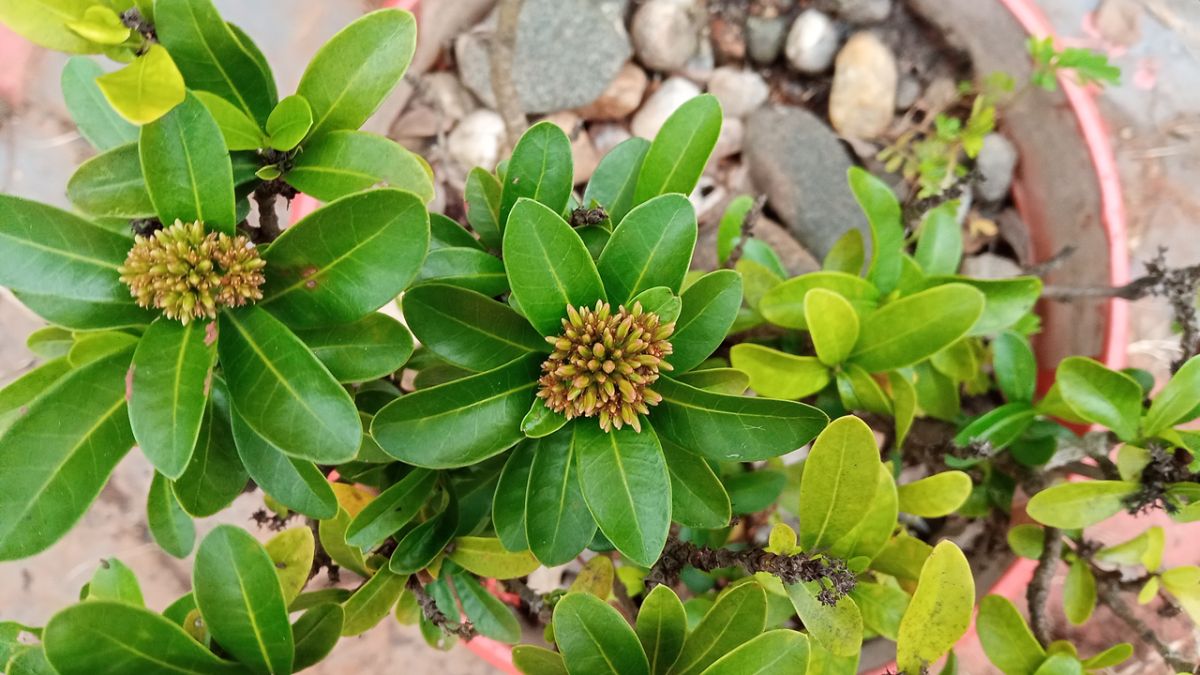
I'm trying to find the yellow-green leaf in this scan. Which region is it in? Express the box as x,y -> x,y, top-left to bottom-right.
896,541 -> 975,672
805,288 -> 859,366
798,416 -> 880,551
447,537 -> 540,580
96,45 -> 186,125
896,471 -> 973,518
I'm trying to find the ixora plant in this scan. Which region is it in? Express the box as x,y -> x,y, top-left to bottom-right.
0,3 -> 1198,675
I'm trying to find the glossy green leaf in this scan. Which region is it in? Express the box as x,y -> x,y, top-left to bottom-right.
448,537 -> 540,579
522,400 -> 569,438
653,376 -> 828,462
896,541 -> 974,673
193,525 -> 293,674
670,582 -> 767,675
503,198 -> 606,335
850,284 -> 986,372
759,272 -> 879,331
662,439 -> 731,529
553,593 -> 649,675
993,331 -> 1037,403
25,327 -> 73,359
172,379 -> 247,517
668,270 -> 743,372
295,313 -> 413,382
597,194 -> 696,304
297,9 -> 417,138
404,283 -> 548,371
342,568 -> 408,636
954,402 -> 1037,452
373,355 -> 540,468
673,368 -> 749,395
930,276 -> 1043,337
786,582 -> 862,658
66,142 -> 154,218
828,463 -> 896,562
465,168 -> 503,249
524,427 -> 597,565
798,416 -> 880,550
715,195 -> 755,267
0,351 -> 133,561
1080,643 -> 1133,670
698,630 -> 810,675
219,306 -> 360,463
6,644 -> 54,675
0,358 -> 72,438
147,471 -> 195,559
191,91 -> 263,151
977,595 -> 1044,675
291,604 -> 344,672
264,528 -> 315,606
416,246 -> 509,296
494,442 -> 536,551
1033,654 -> 1084,675
455,573 -> 521,643
1055,357 -> 1142,440
805,288 -> 859,366
823,229 -> 865,275
726,470 -> 786,514
1162,565 -> 1200,623
388,491 -> 458,575
1007,524 -> 1045,559
430,213 -> 483,251
849,167 -> 903,294
1063,558 -> 1096,625
1143,355 -> 1200,435
729,344 -> 830,399
264,95 -> 312,151
914,201 -> 963,276
67,331 -> 138,368
261,189 -> 429,328
230,405 -> 338,519
500,121 -> 574,225
573,422 -> 670,567
345,468 -> 436,550
897,471 -> 972,518
85,557 -> 143,605
44,602 -> 241,674
632,585 -> 684,675
584,137 -> 651,226
287,130 -> 435,204
513,645 -> 569,675
95,45 -> 186,125
631,287 -> 683,325
848,582 -> 907,641
634,94 -> 721,204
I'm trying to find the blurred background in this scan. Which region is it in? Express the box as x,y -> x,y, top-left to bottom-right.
1,0 -> 1198,672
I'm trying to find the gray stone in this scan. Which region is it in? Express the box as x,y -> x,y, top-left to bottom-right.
446,109 -> 506,172
895,75 -> 921,110
785,10 -> 839,74
960,252 -> 1023,279
590,122 -> 633,154
745,15 -> 789,65
833,0 -> 892,24
713,117 -> 744,158
455,0 -> 631,114
631,0 -> 699,72
745,106 -> 869,258
575,62 -> 648,121
707,67 -> 770,118
974,133 -> 1018,202
828,32 -> 897,139
631,77 -> 702,140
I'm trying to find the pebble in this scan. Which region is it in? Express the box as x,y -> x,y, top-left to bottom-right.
960,252 -> 1023,279
446,109 -> 506,172
745,15 -> 789,65
631,77 -> 702,139
680,36 -> 715,84
828,32 -> 897,139
707,67 -> 770,119
419,72 -> 476,123
895,75 -> 921,110
974,133 -> 1018,202
785,10 -> 840,74
575,62 -> 648,121
590,122 -> 633,155
713,117 -> 744,159
631,0 -> 699,72
833,0 -> 892,24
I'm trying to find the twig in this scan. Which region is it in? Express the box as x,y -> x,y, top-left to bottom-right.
502,578 -> 552,624
1096,578 -> 1195,672
407,576 -> 477,640
1022,245 -> 1076,277
490,0 -> 526,146
1026,526 -> 1062,645
724,195 -> 766,269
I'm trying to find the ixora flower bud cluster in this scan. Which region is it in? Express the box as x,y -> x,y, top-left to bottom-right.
537,300 -> 674,432
118,220 -> 266,324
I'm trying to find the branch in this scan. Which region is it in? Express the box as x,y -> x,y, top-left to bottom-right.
724,195 -> 766,269
1096,578 -> 1195,672
490,0 -> 526,146
407,576 -> 477,640
1026,527 -> 1062,645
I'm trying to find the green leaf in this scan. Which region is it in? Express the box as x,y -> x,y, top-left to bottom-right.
823,230 -> 865,275
194,525 -> 293,674
1143,355 -> 1200,435
61,57 -> 138,150
876,536 -> 935,584
798,416 -> 880,550
388,490 -> 458,574
914,201 -> 963,276
25,327 -> 73,359
96,45 -> 186,125
297,8 -> 416,138
523,400 -> 569,438
261,189 -> 429,328
662,439 -> 731,529
1080,643 -> 1133,670
786,582 -> 862,658
128,318 -> 216,479
597,194 -> 697,304
955,402 -> 1037,451
993,331 -> 1037,403
1063,558 -> 1096,625
726,469 -> 786,514
634,94 -> 722,204
6,644 -> 54,675
849,167 -> 903,294
1162,565 -> 1200,623
896,541 -> 976,672
448,537 -> 540,579
147,471 -> 195,558
850,284 -> 986,372
1027,480 -> 1141,529
85,557 -> 143,605
173,380 -> 247,517
553,593 -> 649,675
345,468 -> 436,550
573,422 -> 670,567
584,137 -> 651,226
653,376 -> 828,462
1055,357 -> 1142,441
525,426 -> 597,565
494,442 -> 535,551
848,582 -> 907,641
1032,654 -> 1084,675
698,630 -> 810,675
503,198 -> 606,335
728,344 -> 830,399
264,528 -> 314,606
230,405 -> 338,519
929,276 -> 1043,336
668,270 -> 743,372
0,0 -> 98,53
828,463 -> 897,562
374,355 -> 539,468
194,91 -> 265,151
139,92 -> 236,232
404,283 -> 548,371
500,121 -> 575,226
465,168 -> 504,250
286,130 -> 435,204
264,95 -> 312,151
977,595 -> 1044,675
716,195 -> 755,267
759,272 -> 880,331
429,213 -> 482,251
512,645 -> 569,675
0,351 -> 133,561
416,247 -> 509,297
291,604 -> 344,672
294,313 -> 413,383
0,358 -> 72,438
670,583 -> 768,675
673,367 -> 749,395
1007,524 -> 1045,559
66,142 -> 155,218
341,567 -> 408,636
318,484 -> 372,577
68,331 -> 138,368
636,585 -> 687,675
897,471 -> 973,518
219,306 -> 360,463
454,573 -> 521,643
44,602 -> 241,674
806,288 -> 860,366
